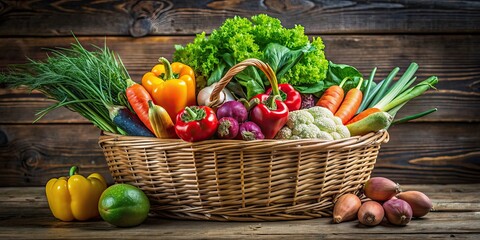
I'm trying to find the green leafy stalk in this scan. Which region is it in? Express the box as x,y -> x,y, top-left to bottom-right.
374,62 -> 419,110
367,67 -> 399,109
357,67 -> 377,113
392,108 -> 438,125
0,37 -> 131,133
383,76 -> 438,112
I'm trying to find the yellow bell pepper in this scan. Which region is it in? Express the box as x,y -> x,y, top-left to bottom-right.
45,166 -> 107,221
141,57 -> 196,122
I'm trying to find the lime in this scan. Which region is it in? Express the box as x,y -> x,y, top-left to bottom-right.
98,184 -> 150,227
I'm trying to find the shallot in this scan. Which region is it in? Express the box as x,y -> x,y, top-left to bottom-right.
332,193 -> 362,224
357,201 -> 384,226
396,191 -> 433,218
383,198 -> 412,226
363,177 -> 401,201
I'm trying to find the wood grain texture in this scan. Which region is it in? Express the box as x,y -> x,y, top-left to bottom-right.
0,185 -> 478,239
0,3 -> 479,187
0,124 -> 113,186
0,122 -> 478,186
0,35 -> 479,186
1,35 -> 479,123
0,0 -> 479,36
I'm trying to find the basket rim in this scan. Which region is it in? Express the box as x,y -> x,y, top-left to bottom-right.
98,130 -> 389,150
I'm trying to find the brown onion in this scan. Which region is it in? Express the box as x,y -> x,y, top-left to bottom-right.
363,177 -> 401,201
383,198 -> 412,226
333,193 -> 362,223
357,201 -> 384,226
397,191 -> 433,218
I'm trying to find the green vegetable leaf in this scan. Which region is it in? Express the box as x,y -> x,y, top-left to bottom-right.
207,61 -> 226,86
245,79 -> 265,99
294,81 -> 325,95
325,61 -> 363,92
172,14 -> 329,94
222,53 -> 265,98
263,43 -> 315,80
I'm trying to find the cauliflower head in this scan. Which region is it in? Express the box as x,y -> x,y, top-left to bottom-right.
275,106 -> 350,140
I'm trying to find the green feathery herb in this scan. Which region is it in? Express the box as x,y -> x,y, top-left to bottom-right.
0,38 -> 130,133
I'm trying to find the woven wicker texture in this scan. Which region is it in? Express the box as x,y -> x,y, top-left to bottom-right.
98,58 -> 389,221
99,130 -> 388,221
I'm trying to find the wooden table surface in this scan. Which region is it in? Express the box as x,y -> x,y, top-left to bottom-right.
1,184 -> 479,239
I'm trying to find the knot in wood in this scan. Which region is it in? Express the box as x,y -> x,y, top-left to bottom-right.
130,17 -> 152,37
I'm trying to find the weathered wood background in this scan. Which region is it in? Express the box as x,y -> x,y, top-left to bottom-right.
0,0 -> 479,186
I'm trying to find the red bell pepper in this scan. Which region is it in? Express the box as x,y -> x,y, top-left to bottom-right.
250,72 -> 289,139
265,83 -> 301,111
175,106 -> 218,142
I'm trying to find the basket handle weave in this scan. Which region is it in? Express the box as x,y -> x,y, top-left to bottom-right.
207,58 -> 278,108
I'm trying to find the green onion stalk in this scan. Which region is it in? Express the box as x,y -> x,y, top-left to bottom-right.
0,37 -> 131,134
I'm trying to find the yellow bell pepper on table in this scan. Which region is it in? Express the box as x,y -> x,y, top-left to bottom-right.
141,57 -> 196,122
45,166 -> 107,221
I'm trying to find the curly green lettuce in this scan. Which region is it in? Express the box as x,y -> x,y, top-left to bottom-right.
173,14 -> 328,89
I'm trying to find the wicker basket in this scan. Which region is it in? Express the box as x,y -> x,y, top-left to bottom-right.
98,59 -> 390,221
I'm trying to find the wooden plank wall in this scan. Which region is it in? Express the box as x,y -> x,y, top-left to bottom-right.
0,0 -> 479,186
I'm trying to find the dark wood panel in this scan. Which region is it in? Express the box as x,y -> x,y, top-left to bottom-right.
0,0 -> 479,37
0,122 -> 478,186
1,35 -> 479,123
373,123 -> 480,184
0,124 -> 114,186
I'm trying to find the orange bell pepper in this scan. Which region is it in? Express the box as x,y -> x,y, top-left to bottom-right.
141,57 -> 196,122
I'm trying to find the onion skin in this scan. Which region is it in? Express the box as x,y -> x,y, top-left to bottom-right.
396,191 -> 433,218
364,177 -> 402,201
383,198 -> 413,226
358,201 -> 384,226
333,193 -> 362,223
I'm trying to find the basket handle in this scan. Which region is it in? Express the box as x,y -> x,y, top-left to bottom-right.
207,58 -> 279,108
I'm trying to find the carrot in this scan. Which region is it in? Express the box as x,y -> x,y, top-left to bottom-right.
316,77 -> 348,114
347,107 -> 381,124
125,79 -> 154,133
335,78 -> 364,124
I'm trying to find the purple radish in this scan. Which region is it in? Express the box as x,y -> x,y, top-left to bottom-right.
216,117 -> 239,139
216,101 -> 248,123
239,121 -> 264,140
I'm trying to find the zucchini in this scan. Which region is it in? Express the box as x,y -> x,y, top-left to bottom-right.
108,105 -> 155,137
346,111 -> 393,136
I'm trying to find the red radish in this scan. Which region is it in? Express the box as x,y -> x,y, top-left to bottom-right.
383,198 -> 412,226
396,191 -> 433,218
363,177 -> 401,201
357,201 -> 384,226
332,193 -> 362,224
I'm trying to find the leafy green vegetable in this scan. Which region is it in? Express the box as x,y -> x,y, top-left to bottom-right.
325,61 -> 364,92
174,14 -> 328,92
264,43 -> 315,81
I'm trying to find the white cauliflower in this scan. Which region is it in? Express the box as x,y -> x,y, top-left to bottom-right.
275,106 -> 350,140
